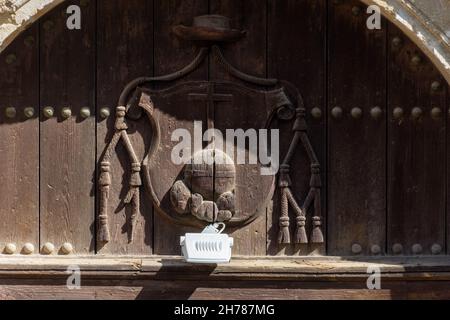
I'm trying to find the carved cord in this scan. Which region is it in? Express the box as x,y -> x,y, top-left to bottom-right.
98,106 -> 142,243
277,108 -> 324,245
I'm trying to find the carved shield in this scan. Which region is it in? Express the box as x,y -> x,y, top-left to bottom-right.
140,81 -> 288,228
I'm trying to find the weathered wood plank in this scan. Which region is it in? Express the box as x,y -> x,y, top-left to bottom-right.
2,279 -> 450,300
267,0 -> 327,256
388,25 -> 446,255
0,26 -> 39,253
327,0 -> 387,256
209,0 -> 268,256
96,0 -> 154,255
152,0 -> 209,255
40,0 -> 96,255
448,82 -> 450,255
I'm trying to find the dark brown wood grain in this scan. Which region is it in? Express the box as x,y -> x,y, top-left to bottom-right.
152,0 -> 209,255
0,0 -> 449,262
0,26 -> 39,252
448,81 -> 450,255
267,0 -> 327,256
327,0 -> 387,256
39,0 -> 96,254
2,277 -> 450,300
96,0 -> 154,255
209,0 -> 268,256
388,25 -> 446,255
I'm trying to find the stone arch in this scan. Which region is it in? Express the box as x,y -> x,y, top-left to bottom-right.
0,0 -> 449,82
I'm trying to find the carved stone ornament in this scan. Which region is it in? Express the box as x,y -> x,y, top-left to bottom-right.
98,15 -> 323,246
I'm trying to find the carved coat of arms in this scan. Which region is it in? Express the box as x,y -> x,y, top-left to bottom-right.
97,15 -> 324,246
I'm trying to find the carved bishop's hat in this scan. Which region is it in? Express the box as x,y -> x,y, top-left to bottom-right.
172,15 -> 246,42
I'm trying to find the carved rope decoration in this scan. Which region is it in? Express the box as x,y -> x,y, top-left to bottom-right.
277,108 -> 324,245
98,46 -> 323,246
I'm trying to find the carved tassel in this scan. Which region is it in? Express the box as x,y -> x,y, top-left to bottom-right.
278,189 -> 290,244
285,188 -> 307,244
128,189 -> 140,243
295,215 -> 308,244
309,164 -> 324,244
98,161 -> 111,243
311,190 -> 324,244
311,216 -> 324,244
125,163 -> 142,243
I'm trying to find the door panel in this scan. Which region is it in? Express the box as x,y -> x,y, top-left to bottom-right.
96,0 -> 154,255
327,0 -> 387,256
40,0 -> 96,255
152,0 -> 209,255
0,26 -> 39,254
267,0 -> 327,256
387,25 -> 447,256
209,0 -> 268,256
0,0 -> 448,258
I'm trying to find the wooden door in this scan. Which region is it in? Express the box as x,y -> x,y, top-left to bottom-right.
0,0 -> 448,258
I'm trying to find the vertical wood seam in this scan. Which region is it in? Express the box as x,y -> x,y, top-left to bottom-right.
325,0 -> 330,255
38,19 -> 42,252
94,0 -> 98,254
385,19 -> 389,255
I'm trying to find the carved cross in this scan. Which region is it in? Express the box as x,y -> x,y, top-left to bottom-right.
188,84 -> 233,130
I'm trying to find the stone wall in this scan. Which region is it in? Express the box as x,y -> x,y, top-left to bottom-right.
0,0 -> 449,81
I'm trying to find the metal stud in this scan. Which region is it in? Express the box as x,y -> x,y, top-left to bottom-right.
5,54 -> 16,65
61,242 -> 74,255
352,6 -> 361,16
411,107 -> 423,120
22,243 -> 34,255
431,107 -> 442,120
42,242 -> 55,255
4,243 -> 16,255
43,20 -> 54,31
392,243 -> 403,254
61,107 -> 72,120
351,107 -> 363,119
411,55 -> 421,66
311,107 -> 322,119
392,37 -> 402,48
431,81 -> 441,92
351,243 -> 362,254
24,36 -> 35,48
24,107 -> 35,119
431,244 -> 442,255
99,107 -> 111,119
370,107 -> 383,120
412,243 -> 423,255
331,107 -> 343,119
393,107 -> 404,119
5,107 -> 16,119
80,107 -> 91,119
43,106 -> 54,118
371,245 -> 381,255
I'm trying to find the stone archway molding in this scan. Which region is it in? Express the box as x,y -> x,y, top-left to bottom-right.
360,0 -> 450,84
0,0 -> 64,51
0,0 -> 449,83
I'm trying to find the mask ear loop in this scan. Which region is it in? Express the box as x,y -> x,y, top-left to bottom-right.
215,222 -> 226,234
